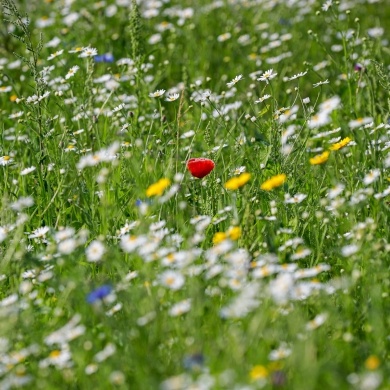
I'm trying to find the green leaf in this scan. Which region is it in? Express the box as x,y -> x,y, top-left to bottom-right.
258,104 -> 270,116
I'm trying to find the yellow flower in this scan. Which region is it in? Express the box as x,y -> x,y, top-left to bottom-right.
309,150 -> 330,165
250,365 -> 269,381
213,226 -> 241,244
329,137 -> 352,151
146,178 -> 171,197
227,226 -> 241,240
212,232 -> 227,244
260,174 -> 286,191
365,355 -> 380,370
224,172 -> 251,190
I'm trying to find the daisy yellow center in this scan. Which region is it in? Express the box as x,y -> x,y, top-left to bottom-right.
261,267 -> 270,276
166,253 -> 175,263
365,355 -> 380,370
49,350 -> 61,359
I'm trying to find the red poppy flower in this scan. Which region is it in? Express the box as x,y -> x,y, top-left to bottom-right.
187,158 -> 215,179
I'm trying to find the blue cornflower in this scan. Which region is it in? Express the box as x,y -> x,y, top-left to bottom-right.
183,353 -> 205,371
94,53 -> 114,63
135,199 -> 153,207
87,284 -> 112,304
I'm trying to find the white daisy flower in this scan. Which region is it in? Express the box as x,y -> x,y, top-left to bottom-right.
165,93 -> 180,101
255,94 -> 271,103
227,74 -> 244,88
160,270 -> 185,290
48,50 -> 64,60
86,240 -> 105,262
313,79 -> 330,88
20,166 -> 36,176
149,89 -> 166,98
65,65 -> 80,80
257,69 -> 278,83
169,299 -> 191,317
363,169 -> 380,185
79,47 -> 98,58
29,226 -> 50,239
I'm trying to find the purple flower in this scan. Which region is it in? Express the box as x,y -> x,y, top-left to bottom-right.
354,63 -> 364,72
271,371 -> 287,387
87,285 -> 112,304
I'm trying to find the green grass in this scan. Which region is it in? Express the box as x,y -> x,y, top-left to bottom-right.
0,0 -> 390,388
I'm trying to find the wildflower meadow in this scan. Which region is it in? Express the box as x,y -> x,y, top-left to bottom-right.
1,0 -> 390,388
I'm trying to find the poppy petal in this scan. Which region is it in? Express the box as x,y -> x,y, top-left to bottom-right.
187,158 -> 215,179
